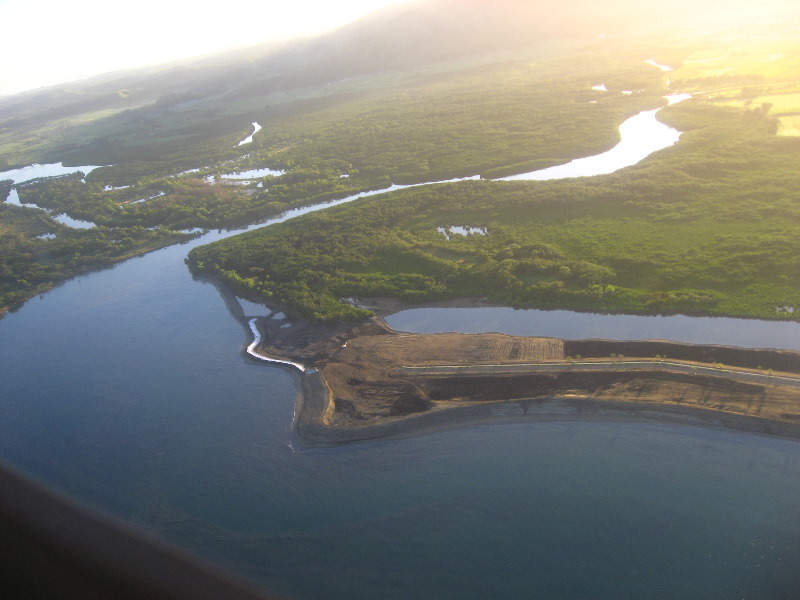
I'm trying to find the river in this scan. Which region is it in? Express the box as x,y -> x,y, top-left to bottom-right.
0,99 -> 798,599
2,162 -> 102,228
500,94 -> 689,181
237,122 -> 263,146
0,161 -> 101,182
386,307 -> 800,350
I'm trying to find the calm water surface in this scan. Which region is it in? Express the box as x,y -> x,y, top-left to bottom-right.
387,307 -> 800,350
0,161 -> 101,183
222,166 -> 284,179
5,184 -> 98,228
237,122 -> 263,146
1,103 -> 799,598
0,214 -> 797,600
500,94 -> 688,181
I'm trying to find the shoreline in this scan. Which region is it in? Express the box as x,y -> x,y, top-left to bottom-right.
246,318 -> 307,372
295,377 -> 800,446
358,294 -> 800,331
238,298 -> 800,446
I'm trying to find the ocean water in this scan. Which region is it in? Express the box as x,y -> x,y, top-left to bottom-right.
0,229 -> 798,599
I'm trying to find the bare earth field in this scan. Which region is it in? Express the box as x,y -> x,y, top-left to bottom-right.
252,305 -> 800,445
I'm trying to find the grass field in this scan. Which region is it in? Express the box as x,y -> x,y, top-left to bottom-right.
672,37 -> 800,86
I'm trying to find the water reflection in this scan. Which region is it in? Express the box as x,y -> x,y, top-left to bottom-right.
386,306 -> 800,350
501,94 -> 689,181
0,162 -> 101,183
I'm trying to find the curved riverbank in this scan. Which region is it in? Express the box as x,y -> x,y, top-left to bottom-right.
499,93 -> 688,181
245,318 -> 307,371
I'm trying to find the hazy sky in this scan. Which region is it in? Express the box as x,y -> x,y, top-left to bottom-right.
0,0 -> 411,97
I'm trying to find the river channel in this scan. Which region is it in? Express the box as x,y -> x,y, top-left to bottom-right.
1,98 -> 799,599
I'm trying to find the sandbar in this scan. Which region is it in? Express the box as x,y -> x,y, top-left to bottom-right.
246,303 -> 800,445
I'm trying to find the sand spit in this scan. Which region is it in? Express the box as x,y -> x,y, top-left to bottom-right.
245,311 -> 800,445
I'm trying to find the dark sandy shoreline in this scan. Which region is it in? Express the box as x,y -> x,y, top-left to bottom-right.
295,371 -> 800,446
292,357 -> 800,446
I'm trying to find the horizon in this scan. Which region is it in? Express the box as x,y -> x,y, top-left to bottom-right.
1,0 -> 799,596
0,0 -> 411,98
3,0 -> 799,99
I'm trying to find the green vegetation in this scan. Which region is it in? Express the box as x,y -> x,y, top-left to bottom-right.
0,183 -> 194,313
4,18 -> 800,320
10,52 -> 668,227
670,37 -> 800,138
1,49 -> 673,313
189,101 -> 800,322
247,55 -> 665,184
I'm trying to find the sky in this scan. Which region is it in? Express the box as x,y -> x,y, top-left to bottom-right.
0,0 -> 411,97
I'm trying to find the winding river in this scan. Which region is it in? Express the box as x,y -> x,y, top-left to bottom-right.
237,122 -> 263,146
1,97 -> 799,599
501,94 -> 689,181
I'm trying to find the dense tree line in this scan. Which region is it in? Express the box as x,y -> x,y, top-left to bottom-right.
13,55 -> 669,235
0,185 -> 194,313
7,47 -> 792,318
189,101 -> 800,323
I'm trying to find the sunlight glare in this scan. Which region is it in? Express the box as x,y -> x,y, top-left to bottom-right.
0,0 -> 411,96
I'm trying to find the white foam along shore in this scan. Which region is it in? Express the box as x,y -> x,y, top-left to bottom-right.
246,318 -> 306,372
235,90 -> 694,363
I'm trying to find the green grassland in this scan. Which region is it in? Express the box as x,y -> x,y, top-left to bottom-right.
79,50 -> 666,184
670,35 -> 800,137
245,54 -> 666,184
188,100 -> 800,323
777,114 -> 800,136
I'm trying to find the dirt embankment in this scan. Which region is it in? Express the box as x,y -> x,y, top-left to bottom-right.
256,315 -> 800,444
566,339 -> 800,374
